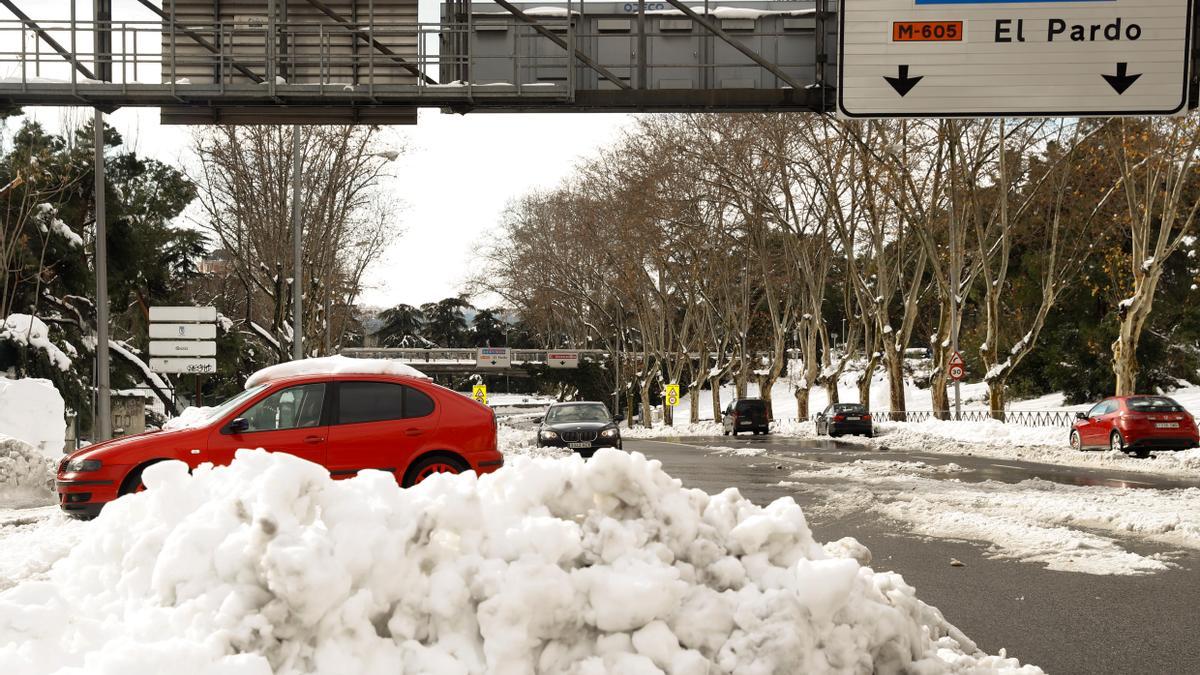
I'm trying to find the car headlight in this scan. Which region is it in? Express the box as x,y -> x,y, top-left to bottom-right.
66,458 -> 102,473
540,430 -> 559,441
600,428 -> 619,438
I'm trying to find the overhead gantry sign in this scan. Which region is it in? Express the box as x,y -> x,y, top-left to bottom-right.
838,0 -> 1195,118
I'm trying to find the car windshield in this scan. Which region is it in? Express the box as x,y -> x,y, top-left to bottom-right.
735,400 -> 765,412
833,404 -> 866,413
1126,396 -> 1184,412
204,385 -> 269,422
546,404 -> 610,424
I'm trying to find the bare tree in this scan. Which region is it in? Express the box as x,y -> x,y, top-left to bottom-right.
191,125 -> 402,361
1103,117 -> 1200,394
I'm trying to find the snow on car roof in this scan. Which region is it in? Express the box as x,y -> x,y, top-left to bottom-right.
244,355 -> 430,389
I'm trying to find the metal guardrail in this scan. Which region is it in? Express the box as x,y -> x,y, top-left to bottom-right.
861,409 -> 1079,428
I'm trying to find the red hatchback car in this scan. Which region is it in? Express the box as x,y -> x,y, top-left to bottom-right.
1070,395 -> 1199,457
56,372 -> 503,518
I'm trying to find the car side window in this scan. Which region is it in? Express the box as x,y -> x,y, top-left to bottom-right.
404,387 -> 435,419
339,382 -> 405,425
241,383 -> 326,432
1087,401 -> 1106,417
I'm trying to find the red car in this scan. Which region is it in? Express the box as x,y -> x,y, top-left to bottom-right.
56,372 -> 503,518
1070,395 -> 1199,457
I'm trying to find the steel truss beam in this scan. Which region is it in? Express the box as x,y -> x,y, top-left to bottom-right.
0,0 -> 97,81
301,0 -> 438,85
488,0 -> 632,90
659,0 -> 806,91
134,0 -> 264,83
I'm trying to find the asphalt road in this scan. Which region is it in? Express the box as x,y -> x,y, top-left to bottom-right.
625,436 -> 1200,675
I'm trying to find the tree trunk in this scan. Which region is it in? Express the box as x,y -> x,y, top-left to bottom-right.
794,387 -> 811,421
827,380 -> 840,406
792,384 -> 811,420
857,356 -> 878,409
1112,332 -> 1139,396
885,349 -> 906,420
639,379 -> 653,428
988,382 -> 1007,421
710,376 -> 722,422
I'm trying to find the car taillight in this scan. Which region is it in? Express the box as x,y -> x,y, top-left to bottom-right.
862,414 -> 872,421
834,415 -> 845,422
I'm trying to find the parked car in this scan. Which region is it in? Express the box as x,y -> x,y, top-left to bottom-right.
56,372 -> 503,518
536,401 -> 623,457
815,403 -> 873,438
1070,395 -> 1199,458
722,398 -> 770,436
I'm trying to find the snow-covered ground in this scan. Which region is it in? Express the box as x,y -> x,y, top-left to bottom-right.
0,450 -> 1041,674
777,460 -> 1200,577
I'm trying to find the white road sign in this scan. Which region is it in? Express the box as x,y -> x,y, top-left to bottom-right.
149,341 -> 217,357
838,0 -> 1194,118
547,351 -> 580,369
150,358 -> 217,374
477,347 -> 512,369
149,323 -> 218,340
149,306 -> 217,323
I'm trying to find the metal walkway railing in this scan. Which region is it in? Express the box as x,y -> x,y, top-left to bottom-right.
853,409 -> 1079,428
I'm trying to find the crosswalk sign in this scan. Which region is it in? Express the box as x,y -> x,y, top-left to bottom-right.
471,384 -> 488,405
664,384 -> 680,407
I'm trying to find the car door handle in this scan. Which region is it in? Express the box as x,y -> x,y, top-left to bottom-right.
304,435 -> 325,445
405,428 -> 423,437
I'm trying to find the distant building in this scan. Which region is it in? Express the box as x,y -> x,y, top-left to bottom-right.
199,249 -> 233,276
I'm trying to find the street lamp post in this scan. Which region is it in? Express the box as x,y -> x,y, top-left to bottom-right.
291,140 -> 398,362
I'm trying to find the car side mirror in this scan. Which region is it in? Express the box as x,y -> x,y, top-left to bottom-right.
227,417 -> 249,433
1075,412 -> 1087,420
614,415 -> 624,423
532,416 -> 543,425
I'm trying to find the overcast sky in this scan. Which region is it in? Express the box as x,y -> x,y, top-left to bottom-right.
10,1 -> 636,310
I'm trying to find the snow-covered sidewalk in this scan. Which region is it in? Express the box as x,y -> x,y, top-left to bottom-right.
0,449 -> 1041,674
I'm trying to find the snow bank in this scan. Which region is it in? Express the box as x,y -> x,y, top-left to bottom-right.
0,315 -> 72,371
0,378 -> 66,458
0,436 -> 54,507
0,450 -> 1039,674
784,460 -> 1200,576
245,355 -> 430,389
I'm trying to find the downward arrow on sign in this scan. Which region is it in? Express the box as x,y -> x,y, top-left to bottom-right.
884,65 -> 923,97
1102,62 -> 1142,95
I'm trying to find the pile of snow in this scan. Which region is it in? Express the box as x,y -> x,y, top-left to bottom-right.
0,436 -> 54,507
245,355 -> 430,389
0,377 -> 65,458
0,315 -> 72,371
0,450 -> 1040,674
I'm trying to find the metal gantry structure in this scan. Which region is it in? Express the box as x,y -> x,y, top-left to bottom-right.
0,0 -> 834,122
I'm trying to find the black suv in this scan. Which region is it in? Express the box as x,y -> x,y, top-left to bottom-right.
815,403 -> 873,438
536,401 -> 623,457
722,398 -> 770,436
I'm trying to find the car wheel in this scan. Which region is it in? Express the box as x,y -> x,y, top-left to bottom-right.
118,459 -> 165,496
1110,432 -> 1126,455
404,455 -> 469,487
1069,430 -> 1082,451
